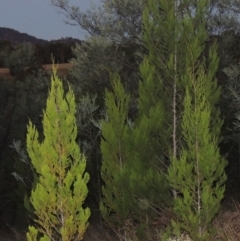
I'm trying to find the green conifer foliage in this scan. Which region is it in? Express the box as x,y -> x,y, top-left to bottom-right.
100,70 -> 170,238
142,0 -> 226,238
100,74 -> 131,227
167,65 -> 227,240
26,65 -> 90,241
141,0 -> 215,164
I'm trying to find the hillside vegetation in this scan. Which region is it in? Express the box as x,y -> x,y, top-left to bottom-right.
2,0 -> 240,240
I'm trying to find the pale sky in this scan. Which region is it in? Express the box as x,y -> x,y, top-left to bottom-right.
0,0 -> 101,41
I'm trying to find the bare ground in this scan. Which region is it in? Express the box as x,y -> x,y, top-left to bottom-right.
0,63 -> 73,79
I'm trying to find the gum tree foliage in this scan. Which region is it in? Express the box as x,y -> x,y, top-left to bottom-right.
26,66 -> 90,241
51,0 -> 240,37
51,0 -> 145,101
50,0 -> 240,107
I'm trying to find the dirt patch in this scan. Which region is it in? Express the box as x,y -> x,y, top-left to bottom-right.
0,63 -> 74,79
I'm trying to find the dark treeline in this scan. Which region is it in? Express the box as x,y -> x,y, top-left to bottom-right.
0,38 -> 81,67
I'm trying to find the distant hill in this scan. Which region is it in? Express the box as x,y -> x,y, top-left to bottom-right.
0,27 -> 47,44
0,27 -> 82,45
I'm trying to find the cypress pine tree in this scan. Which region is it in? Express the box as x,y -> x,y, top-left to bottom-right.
142,0 -> 224,191
100,74 -> 132,228
141,0 -> 217,169
167,65 -> 227,240
101,0 -> 226,239
142,0 -> 226,238
26,65 -> 90,241
100,71 -> 169,239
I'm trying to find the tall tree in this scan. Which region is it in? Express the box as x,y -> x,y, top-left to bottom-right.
49,1 -> 227,238
49,2 -> 234,224
168,65 -> 227,240
100,72 -> 170,240
140,0 -> 226,238
50,1 -> 145,227
159,1 -> 226,240
2,42 -> 39,78
50,0 -> 144,101
0,43 -> 49,227
101,0 -> 226,235
142,0 -> 223,193
26,65 -> 90,241
51,0 -> 240,37
100,74 -> 132,233
50,0 -> 240,102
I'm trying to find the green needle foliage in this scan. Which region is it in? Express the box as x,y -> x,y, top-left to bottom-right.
142,0 -> 218,164
142,0 -> 226,239
100,67 -> 170,239
26,65 -> 90,241
100,74 -> 132,227
99,0 -> 226,239
168,65 -> 227,240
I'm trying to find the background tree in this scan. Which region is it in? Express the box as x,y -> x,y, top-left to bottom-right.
0,40 -> 13,67
208,0 -> 240,33
26,66 -> 90,241
2,42 -> 40,78
51,0 -> 145,102
0,43 -> 50,228
74,94 -> 102,215
51,0 -> 240,37
219,64 -> 240,192
34,41 -> 76,65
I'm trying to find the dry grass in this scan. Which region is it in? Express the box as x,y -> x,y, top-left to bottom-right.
0,63 -> 73,80
0,221 -> 113,241
213,199 -> 240,241
2,208 -> 240,241
167,234 -> 193,241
